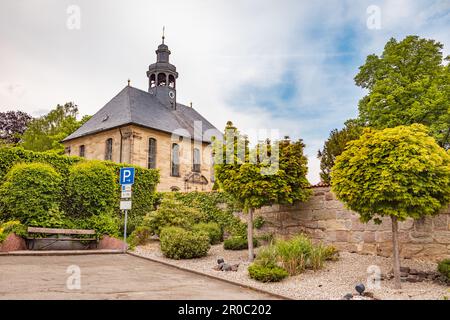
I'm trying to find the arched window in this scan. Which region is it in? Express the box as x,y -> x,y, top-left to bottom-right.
105,138 -> 113,161
171,143 -> 180,177
148,138 -> 157,169
193,147 -> 201,172
168,74 -> 175,88
79,145 -> 85,157
157,73 -> 166,86
150,74 -> 156,88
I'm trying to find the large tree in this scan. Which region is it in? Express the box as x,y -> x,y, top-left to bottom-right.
21,103 -> 91,153
214,122 -> 311,261
318,119 -> 363,184
332,124 -> 450,289
0,111 -> 32,145
355,35 -> 450,149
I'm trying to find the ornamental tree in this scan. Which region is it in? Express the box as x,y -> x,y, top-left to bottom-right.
0,110 -> 32,145
331,124 -> 450,288
355,35 -> 450,149
214,122 -> 311,261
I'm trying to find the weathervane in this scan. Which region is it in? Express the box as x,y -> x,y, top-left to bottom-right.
162,26 -> 165,44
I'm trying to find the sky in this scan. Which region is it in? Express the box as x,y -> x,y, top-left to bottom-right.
1,0 -> 449,183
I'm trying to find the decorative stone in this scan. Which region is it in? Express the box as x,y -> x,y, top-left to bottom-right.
0,233 -> 26,252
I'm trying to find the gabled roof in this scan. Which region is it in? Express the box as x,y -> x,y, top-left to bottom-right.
63,86 -> 220,143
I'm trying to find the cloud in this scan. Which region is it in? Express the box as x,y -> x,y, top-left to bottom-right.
0,0 -> 449,184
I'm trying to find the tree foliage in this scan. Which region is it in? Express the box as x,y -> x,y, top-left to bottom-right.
318,119 -> 363,184
331,124 -> 450,222
21,102 -> 91,153
355,35 -> 450,149
0,111 -> 32,145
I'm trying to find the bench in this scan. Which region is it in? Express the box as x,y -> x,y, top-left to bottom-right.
26,227 -> 98,250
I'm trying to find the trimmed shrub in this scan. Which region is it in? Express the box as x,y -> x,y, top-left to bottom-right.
66,161 -> 117,218
438,259 -> 450,280
143,195 -> 207,235
223,236 -> 259,250
168,191 -> 246,237
192,222 -> 223,244
0,163 -> 63,226
254,216 -> 265,229
248,264 -> 288,282
160,226 -> 210,259
128,226 -> 152,247
0,220 -> 27,243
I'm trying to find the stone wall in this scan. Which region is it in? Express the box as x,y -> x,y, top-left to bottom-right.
253,187 -> 450,261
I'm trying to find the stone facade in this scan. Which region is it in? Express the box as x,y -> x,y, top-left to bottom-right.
62,124 -> 213,192
253,187 -> 450,262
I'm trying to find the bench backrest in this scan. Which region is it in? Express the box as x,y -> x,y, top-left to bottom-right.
27,227 -> 95,235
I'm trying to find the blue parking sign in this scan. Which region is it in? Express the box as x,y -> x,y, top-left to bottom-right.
120,167 -> 135,185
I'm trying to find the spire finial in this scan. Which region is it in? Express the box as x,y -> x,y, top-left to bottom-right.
162,26 -> 165,44
127,79 -> 130,86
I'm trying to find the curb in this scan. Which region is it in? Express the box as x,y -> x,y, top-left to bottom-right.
127,251 -> 292,300
0,249 -> 124,256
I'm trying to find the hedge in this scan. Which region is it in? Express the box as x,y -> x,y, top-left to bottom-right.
0,163 -> 63,226
160,226 -> 210,259
0,147 -> 159,222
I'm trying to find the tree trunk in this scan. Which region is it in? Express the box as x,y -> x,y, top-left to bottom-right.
247,208 -> 254,262
391,216 -> 401,289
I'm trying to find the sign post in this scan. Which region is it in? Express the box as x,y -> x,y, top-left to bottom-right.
119,167 -> 135,253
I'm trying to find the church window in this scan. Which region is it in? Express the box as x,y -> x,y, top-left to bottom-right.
150,74 -> 156,88
171,143 -> 180,176
148,138 -> 157,169
168,74 -> 175,88
193,147 -> 201,172
79,145 -> 85,157
105,138 -> 113,161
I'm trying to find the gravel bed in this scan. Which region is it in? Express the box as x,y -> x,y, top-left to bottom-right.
133,241 -> 449,300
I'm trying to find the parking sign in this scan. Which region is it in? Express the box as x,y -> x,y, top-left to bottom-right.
119,167 -> 135,185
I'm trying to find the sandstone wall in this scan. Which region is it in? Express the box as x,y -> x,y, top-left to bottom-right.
253,187 -> 450,261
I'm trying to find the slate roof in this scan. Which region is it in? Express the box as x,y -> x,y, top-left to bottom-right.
63,86 -> 221,143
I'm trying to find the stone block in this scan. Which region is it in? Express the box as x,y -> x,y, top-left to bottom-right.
375,231 -> 392,242
325,192 -> 335,201
399,218 -> 414,231
336,210 -> 352,219
432,214 -> 448,231
432,231 -> 450,244
409,231 -> 434,244
99,236 -> 127,250
363,231 -> 376,243
414,216 -> 433,232
318,219 -> 351,231
351,217 -> 366,231
335,230 -> 350,242
311,209 -> 336,220
376,242 -> 393,257
415,244 -> 447,259
0,233 -> 26,252
350,231 -> 364,243
333,242 -> 358,253
400,244 -> 423,258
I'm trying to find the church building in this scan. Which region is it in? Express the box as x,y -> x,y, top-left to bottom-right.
62,36 -> 220,191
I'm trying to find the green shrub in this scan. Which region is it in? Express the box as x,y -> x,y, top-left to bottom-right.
160,226 -> 210,259
223,236 -> 259,250
143,195 -> 207,235
0,163 -> 63,225
85,212 -> 120,237
438,259 -> 450,280
248,264 -> 288,282
0,220 -> 27,243
253,245 -> 278,267
128,226 -> 152,247
192,222 -> 223,244
66,161 -> 117,218
168,191 -> 246,237
254,216 -> 265,229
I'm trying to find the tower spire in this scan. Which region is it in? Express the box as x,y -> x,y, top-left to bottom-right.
162,26 -> 165,44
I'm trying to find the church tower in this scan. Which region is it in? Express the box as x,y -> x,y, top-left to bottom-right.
147,30 -> 178,109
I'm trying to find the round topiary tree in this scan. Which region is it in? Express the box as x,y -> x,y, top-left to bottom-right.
66,161 -> 118,218
332,124 -> 450,288
0,162 -> 63,226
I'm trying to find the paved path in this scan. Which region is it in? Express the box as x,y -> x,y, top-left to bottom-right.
0,254 -> 276,299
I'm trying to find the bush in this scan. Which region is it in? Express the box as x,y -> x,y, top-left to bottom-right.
438,259 -> 450,280
223,236 -> 259,250
254,216 -> 265,229
248,264 -> 288,282
85,212 -> 120,237
128,226 -> 152,247
192,222 -> 223,244
160,226 -> 210,259
66,161 -> 117,218
0,220 -> 27,243
143,195 -> 207,235
0,163 -> 63,225
168,191 -> 246,237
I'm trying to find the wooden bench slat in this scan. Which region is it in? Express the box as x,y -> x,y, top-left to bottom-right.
26,237 -> 97,241
27,227 -> 95,235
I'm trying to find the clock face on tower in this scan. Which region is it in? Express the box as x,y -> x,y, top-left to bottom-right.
168,90 -> 175,99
